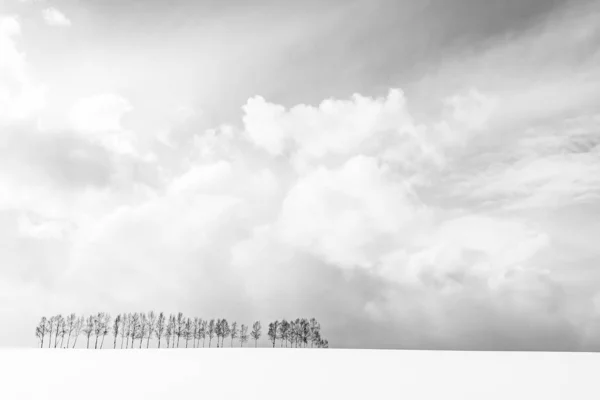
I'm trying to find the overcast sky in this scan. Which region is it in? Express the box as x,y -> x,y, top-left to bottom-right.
1,0 -> 600,350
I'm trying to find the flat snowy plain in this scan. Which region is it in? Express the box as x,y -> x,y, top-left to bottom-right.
0,349 -> 598,399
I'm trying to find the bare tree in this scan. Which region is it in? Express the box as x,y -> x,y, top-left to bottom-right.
183,318 -> 191,348
251,321 -> 262,348
230,322 -> 238,347
192,317 -> 200,348
93,313 -> 104,349
46,316 -> 55,348
113,315 -> 122,349
309,318 -> 320,348
300,318 -> 310,348
120,314 -> 128,349
215,319 -> 222,348
278,320 -> 289,347
200,320 -> 207,347
155,312 -> 166,348
268,321 -> 279,348
130,313 -> 140,349
222,319 -> 230,348
146,311 -> 156,348
65,314 -> 77,348
82,316 -> 94,349
125,313 -> 134,349
240,324 -> 249,347
207,319 -> 215,348
138,313 -> 148,349
100,313 -> 111,349
35,317 -> 47,348
53,315 -> 64,348
59,316 -> 68,348
72,316 -> 84,348
176,312 -> 185,348
166,314 -> 175,348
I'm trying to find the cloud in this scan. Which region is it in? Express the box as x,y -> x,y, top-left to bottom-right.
0,15 -> 46,125
42,8 -> 71,27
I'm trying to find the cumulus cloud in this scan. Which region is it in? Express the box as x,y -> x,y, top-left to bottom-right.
42,8 -> 71,27
0,15 -> 46,125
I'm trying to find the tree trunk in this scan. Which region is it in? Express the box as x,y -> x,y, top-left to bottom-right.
60,335 -> 65,348
95,335 -> 99,349
147,336 -> 150,348
101,334 -> 106,349
87,336 -> 90,349
72,335 -> 78,348
158,338 -> 161,348
114,336 -> 117,349
66,333 -> 71,349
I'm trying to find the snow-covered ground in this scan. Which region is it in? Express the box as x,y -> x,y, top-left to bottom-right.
0,349 -> 598,399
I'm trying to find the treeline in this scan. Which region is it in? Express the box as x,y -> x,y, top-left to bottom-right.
35,313 -> 329,349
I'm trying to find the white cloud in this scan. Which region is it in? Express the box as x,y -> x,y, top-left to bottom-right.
42,8 -> 71,27
0,15 -> 46,124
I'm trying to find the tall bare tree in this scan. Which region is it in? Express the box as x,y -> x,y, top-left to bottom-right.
251,321 -> 262,348
120,314 -> 128,349
82,315 -> 94,349
215,319 -> 224,347
155,312 -> 166,348
100,313 -> 111,349
46,316 -> 55,348
166,314 -> 176,348
125,313 -> 134,349
268,321 -> 279,348
72,316 -> 84,348
192,317 -> 200,348
93,313 -> 104,349
130,313 -> 140,348
207,319 -> 215,348
240,324 -> 249,347
309,318 -> 320,348
221,319 -> 230,348
278,320 -> 289,347
176,312 -> 185,348
65,314 -> 77,348
146,311 -> 156,348
137,313 -> 148,349
59,316 -> 68,348
200,320 -> 207,347
182,318 -> 190,348
230,322 -> 238,347
35,317 -> 47,348
113,315 -> 122,349
53,315 -> 64,348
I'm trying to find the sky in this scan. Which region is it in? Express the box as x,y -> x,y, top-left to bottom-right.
1,0 -> 600,350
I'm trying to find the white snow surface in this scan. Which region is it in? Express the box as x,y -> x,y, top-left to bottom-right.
0,349 -> 598,399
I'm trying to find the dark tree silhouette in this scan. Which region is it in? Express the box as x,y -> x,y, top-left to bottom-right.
184,318 -> 192,348
207,319 -> 215,348
72,316 -> 84,348
200,320 -> 207,347
65,314 -> 77,348
120,314 -> 128,349
82,315 -> 94,349
192,317 -> 200,348
46,316 -> 55,348
130,313 -> 140,349
112,315 -> 121,349
100,313 -> 111,349
240,324 -> 249,347
156,312 -> 166,348
53,315 -> 64,348
215,319 -> 222,348
268,321 -> 279,348
147,311 -> 156,348
176,312 -> 185,348
137,313 -> 148,349
35,317 -> 46,348
166,314 -> 175,348
278,320 -> 289,347
221,319 -> 230,348
251,321 -> 262,348
309,318 -> 320,348
230,322 -> 238,347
